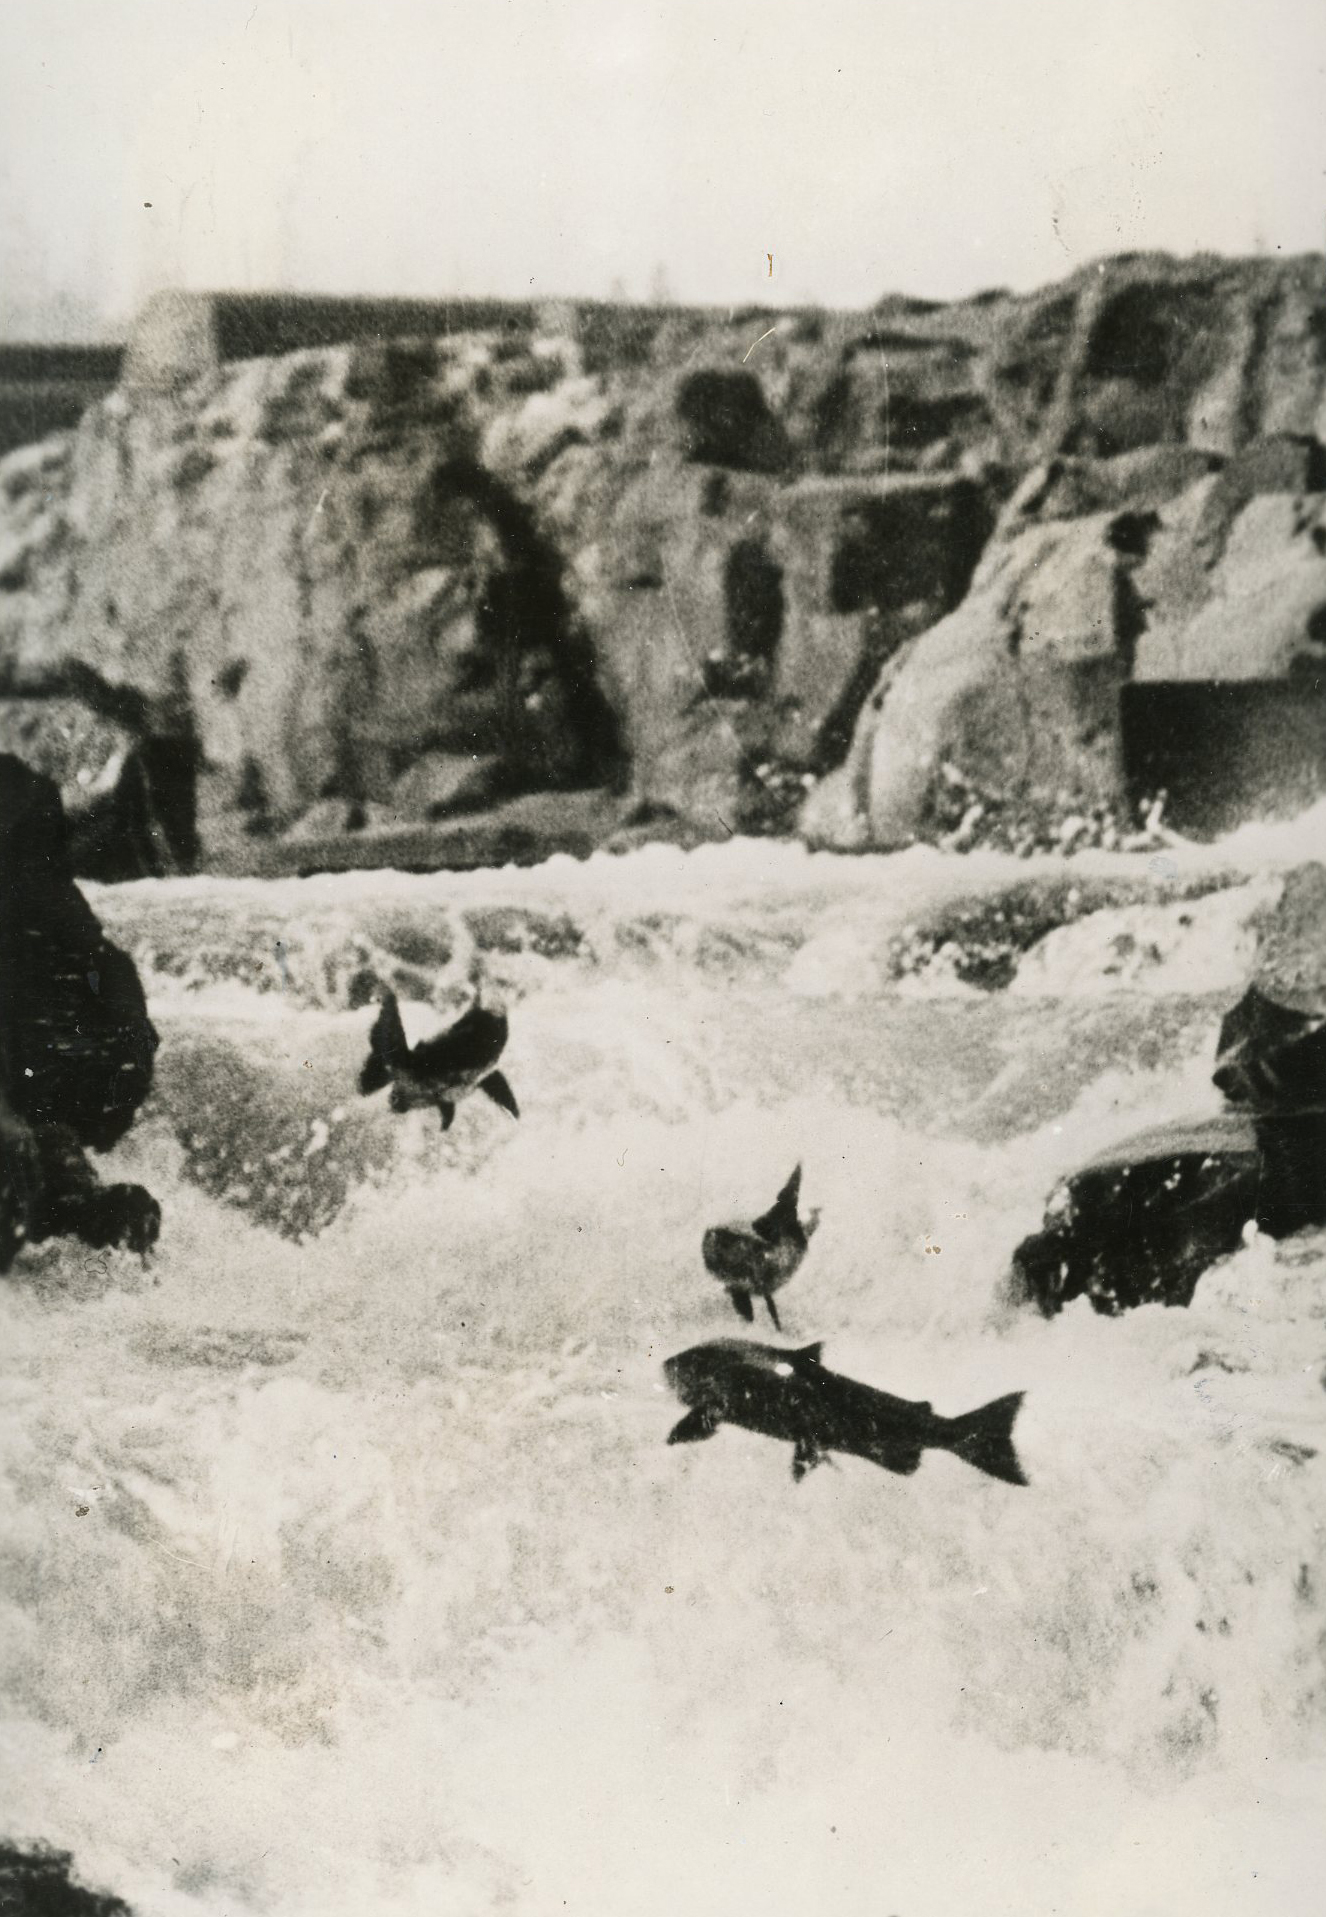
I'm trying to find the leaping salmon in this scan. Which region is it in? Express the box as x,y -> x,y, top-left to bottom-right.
701,1165 -> 818,1330
664,1337 -> 1028,1486
359,988 -> 519,1132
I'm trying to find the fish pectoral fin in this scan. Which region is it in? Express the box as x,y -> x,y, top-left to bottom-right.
877,1445 -> 924,1476
438,1101 -> 456,1131
791,1438 -> 827,1483
761,1290 -> 782,1332
728,1288 -> 755,1323
479,1070 -> 519,1119
669,1408 -> 720,1445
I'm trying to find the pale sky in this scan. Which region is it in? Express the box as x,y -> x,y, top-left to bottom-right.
2,0 -> 1324,339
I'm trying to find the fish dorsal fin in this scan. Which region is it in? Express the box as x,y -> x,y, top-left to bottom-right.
752,1165 -> 802,1241
378,991 -> 409,1058
793,1341 -> 824,1370
360,990 -> 408,1092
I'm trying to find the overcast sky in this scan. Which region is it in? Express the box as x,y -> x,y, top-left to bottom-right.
2,0 -> 1323,338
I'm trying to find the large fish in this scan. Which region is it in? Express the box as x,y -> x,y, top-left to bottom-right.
701,1164 -> 818,1330
664,1337 -> 1028,1486
359,989 -> 519,1132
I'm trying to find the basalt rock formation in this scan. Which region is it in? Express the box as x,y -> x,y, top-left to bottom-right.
0,754 -> 160,1272
1,255 -> 1324,871
1011,861 -> 1326,1317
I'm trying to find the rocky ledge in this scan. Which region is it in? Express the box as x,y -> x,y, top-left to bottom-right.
0,253 -> 1324,875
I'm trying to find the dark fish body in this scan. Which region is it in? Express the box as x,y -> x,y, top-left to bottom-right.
665,1338 -> 1028,1486
702,1165 -> 818,1330
359,991 -> 519,1131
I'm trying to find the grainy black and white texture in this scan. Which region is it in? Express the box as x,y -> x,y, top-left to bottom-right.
2,4 -> 1326,1914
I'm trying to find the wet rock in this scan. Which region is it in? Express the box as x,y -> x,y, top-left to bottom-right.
1016,864 -> 1326,1313
250,787 -> 625,877
1251,1115 -> 1326,1239
1010,1114 -> 1259,1316
0,754 -> 159,1271
1213,986 -> 1326,1117
0,1842 -> 133,1915
1246,862 -> 1326,1017
1,757 -> 158,1144
0,688 -> 197,882
1212,867 -> 1326,1237
2,1122 -> 160,1268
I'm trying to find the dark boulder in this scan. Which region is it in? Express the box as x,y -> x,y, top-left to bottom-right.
1213,985 -> 1326,1116
1212,865 -> 1326,1238
2,1122 -> 160,1271
1010,1113 -> 1259,1317
1014,864 -> 1326,1316
1250,1114 -> 1326,1240
0,1841 -> 133,1915
0,754 -> 160,1272
1213,985 -> 1326,1239
1,756 -> 158,1146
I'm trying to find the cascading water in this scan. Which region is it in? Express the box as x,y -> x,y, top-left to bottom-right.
2,819 -> 1324,1916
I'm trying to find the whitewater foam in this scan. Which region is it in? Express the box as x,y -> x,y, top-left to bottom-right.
3,835 -> 1324,1914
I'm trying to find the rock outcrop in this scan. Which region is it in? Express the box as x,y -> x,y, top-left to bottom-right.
0,1843 -> 132,1916
0,755 -> 160,1272
805,261 -> 1326,849
1,254 -> 1324,869
1011,860 -> 1326,1316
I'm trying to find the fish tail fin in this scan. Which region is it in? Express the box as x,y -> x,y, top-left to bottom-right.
360,990 -> 407,1094
479,1070 -> 519,1119
945,1392 -> 1028,1486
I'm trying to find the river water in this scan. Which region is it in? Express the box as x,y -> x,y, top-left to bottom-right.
2,823 -> 1324,1914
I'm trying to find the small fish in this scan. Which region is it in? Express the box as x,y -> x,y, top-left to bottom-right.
359,989 -> 519,1132
664,1338 -> 1028,1486
702,1165 -> 818,1330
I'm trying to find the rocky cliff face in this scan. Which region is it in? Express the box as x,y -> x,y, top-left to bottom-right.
1,252 -> 1324,871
